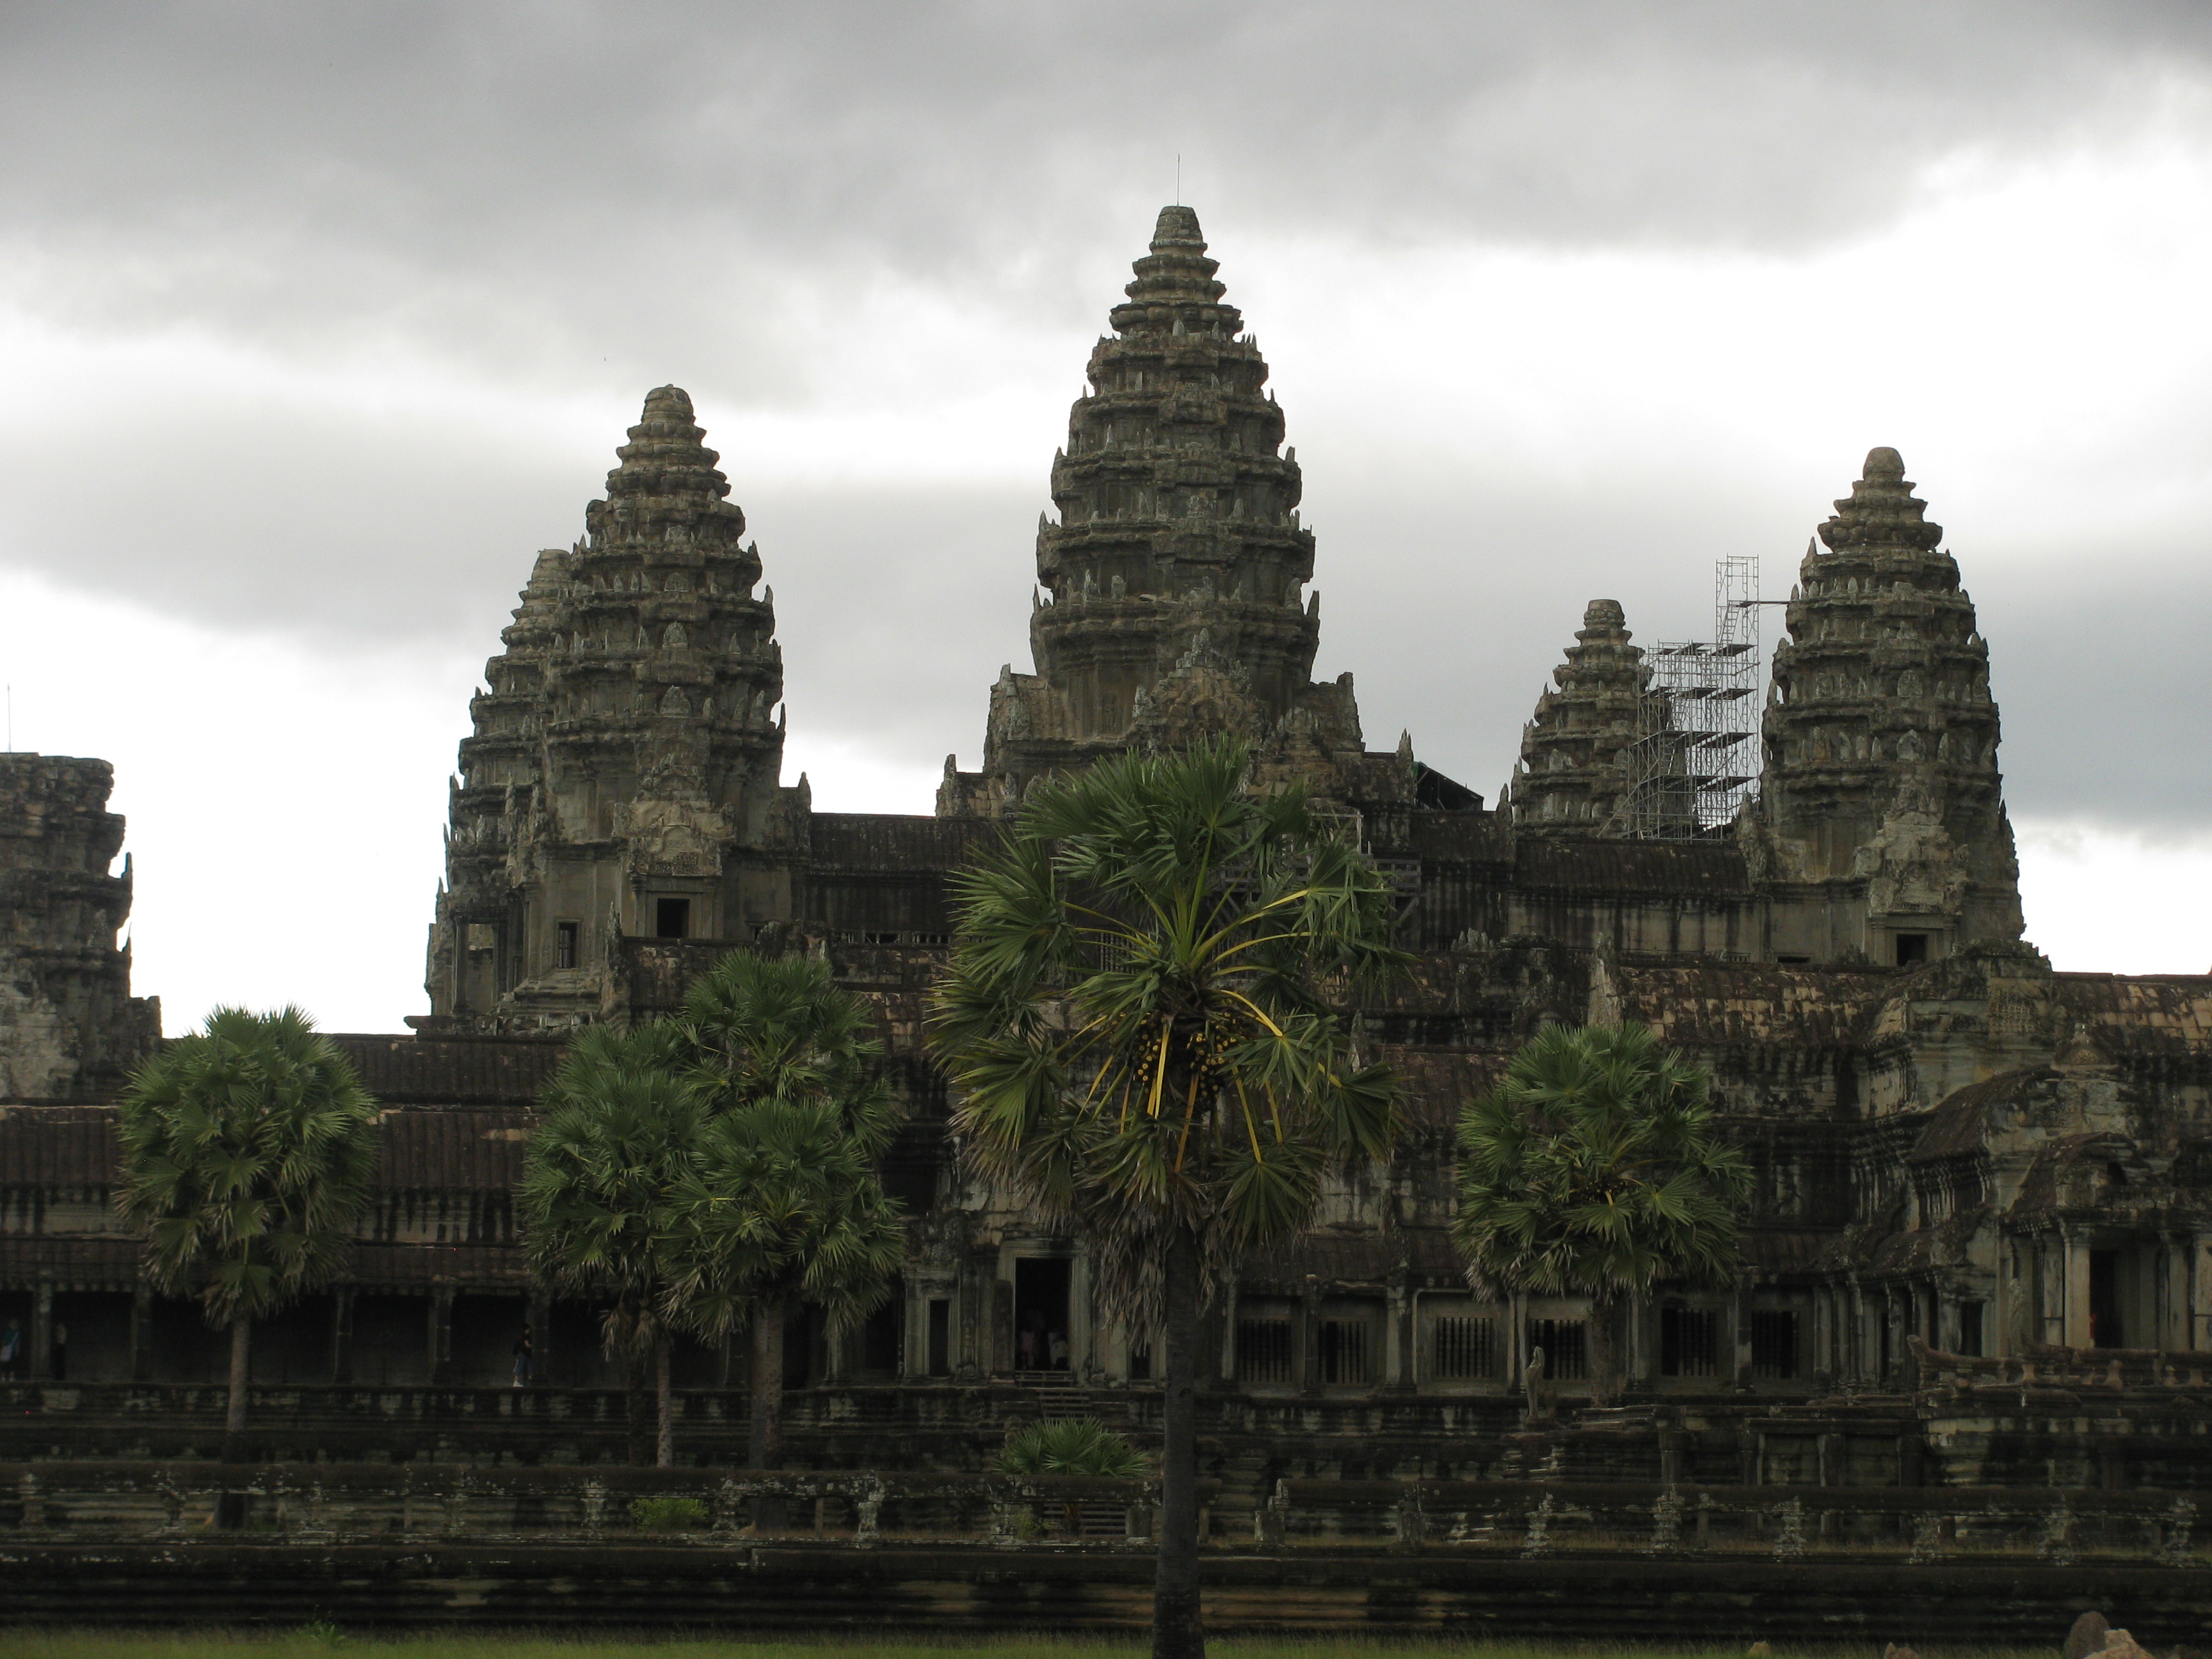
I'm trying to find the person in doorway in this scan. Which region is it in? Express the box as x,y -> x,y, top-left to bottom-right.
1048,1331 -> 1070,1371
51,1321 -> 67,1381
511,1324 -> 533,1388
0,1318 -> 20,1381
1018,1310 -> 1045,1371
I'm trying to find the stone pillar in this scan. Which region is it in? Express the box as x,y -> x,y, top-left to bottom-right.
428,1288 -> 454,1386
1298,1277 -> 1322,1394
2062,1232 -> 2092,1350
330,1288 -> 355,1384
1387,1283 -> 1414,1391
1844,1282 -> 1863,1382
28,1283 -> 52,1381
2192,1237 -> 2212,1353
1730,1285 -> 1753,1387
2164,1235 -> 2190,1352
525,1289 -> 550,1384
128,1283 -> 153,1383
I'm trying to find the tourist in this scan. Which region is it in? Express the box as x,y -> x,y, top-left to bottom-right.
511,1324 -> 533,1388
0,1317 -> 19,1381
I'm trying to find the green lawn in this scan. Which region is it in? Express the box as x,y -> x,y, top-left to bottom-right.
0,1638 -> 2058,1659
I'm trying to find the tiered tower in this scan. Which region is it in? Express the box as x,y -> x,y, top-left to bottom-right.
939,205 -> 1365,815
0,755 -> 159,1099
1503,599 -> 1653,833
426,387 -> 804,1027
1754,447 -> 2022,961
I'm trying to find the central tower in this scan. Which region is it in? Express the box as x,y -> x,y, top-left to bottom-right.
940,205 -> 1364,815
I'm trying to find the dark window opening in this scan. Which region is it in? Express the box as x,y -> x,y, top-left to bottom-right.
1429,1314 -> 1498,1381
1320,1317 -> 1370,1385
1959,1301 -> 1984,1358
2090,1249 -> 2124,1348
860,1286 -> 902,1374
1661,1305 -> 1719,1377
1013,1257 -> 1071,1372
1751,1310 -> 1799,1379
1237,1318 -> 1293,1385
1895,932 -> 1930,966
655,897 -> 691,939
555,920 -> 580,970
1775,954 -> 1813,965
1527,1318 -> 1588,1381
1128,1340 -> 1152,1382
926,1299 -> 950,1377
861,931 -> 899,945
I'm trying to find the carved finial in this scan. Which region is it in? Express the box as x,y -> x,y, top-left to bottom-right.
1397,730 -> 1414,761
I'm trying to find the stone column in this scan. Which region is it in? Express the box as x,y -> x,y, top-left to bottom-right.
2164,1235 -> 2190,1353
28,1283 -> 52,1381
525,1289 -> 550,1385
1386,1283 -> 1414,1391
129,1283 -> 153,1384
1731,1285 -> 1753,1387
428,1287 -> 454,1386
1297,1278 -> 1322,1394
2062,1231 -> 2092,1350
330,1288 -> 356,1384
2192,1237 -> 2212,1353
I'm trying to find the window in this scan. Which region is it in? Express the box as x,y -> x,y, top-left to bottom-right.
1128,1341 -> 1152,1382
555,920 -> 580,970
1526,1318 -> 1588,1380
1895,932 -> 1930,966
1661,1305 -> 1719,1377
1775,954 -> 1812,966
1237,1318 -> 1294,1385
1430,1314 -> 1499,1381
1751,1310 -> 1799,1379
1319,1318 -> 1370,1385
1959,1301 -> 1984,1358
655,897 -> 690,939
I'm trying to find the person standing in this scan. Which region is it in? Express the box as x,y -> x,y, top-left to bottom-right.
51,1321 -> 67,1381
0,1317 -> 20,1381
511,1324 -> 533,1388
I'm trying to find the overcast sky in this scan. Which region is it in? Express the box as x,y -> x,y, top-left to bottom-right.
3,1 -> 2209,1032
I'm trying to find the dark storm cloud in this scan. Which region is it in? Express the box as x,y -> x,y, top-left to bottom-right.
3,0 -> 2208,364
2,1 -> 2208,833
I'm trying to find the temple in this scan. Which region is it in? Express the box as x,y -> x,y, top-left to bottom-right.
3,207 -> 2209,1496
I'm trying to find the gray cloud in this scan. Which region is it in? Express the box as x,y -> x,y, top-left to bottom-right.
2,0 -> 2208,840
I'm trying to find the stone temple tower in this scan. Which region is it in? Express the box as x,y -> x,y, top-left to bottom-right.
938,205 -> 1366,815
0,755 -> 159,1099
1751,447 -> 2023,963
1503,599 -> 1657,834
424,387 -> 806,1029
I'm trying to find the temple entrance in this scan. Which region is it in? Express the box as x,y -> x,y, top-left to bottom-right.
1013,1258 -> 1071,1372
2090,1249 -> 2124,1348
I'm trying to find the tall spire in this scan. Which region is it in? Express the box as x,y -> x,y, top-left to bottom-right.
944,206 -> 1360,813
1506,600 -> 1653,833
1757,447 -> 2021,953
427,387 -> 796,1028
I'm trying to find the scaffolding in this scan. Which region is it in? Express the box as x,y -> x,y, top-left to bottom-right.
1608,556 -> 1763,838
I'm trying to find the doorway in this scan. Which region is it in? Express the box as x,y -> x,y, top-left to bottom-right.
2090,1249 -> 2124,1348
1013,1258 -> 1072,1372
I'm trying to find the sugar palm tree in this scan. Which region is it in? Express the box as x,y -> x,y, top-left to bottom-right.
930,737 -> 1405,1659
517,1022 -> 700,1466
1453,1021 -> 1751,1405
115,1006 -> 380,1473
662,952 -> 906,1490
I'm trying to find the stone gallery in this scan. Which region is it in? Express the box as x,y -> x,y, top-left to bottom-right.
3,207 -> 2209,1495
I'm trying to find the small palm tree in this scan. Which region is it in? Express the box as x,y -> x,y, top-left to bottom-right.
662,953 -> 906,1483
1453,1022 -> 1751,1404
931,737 -> 1405,1659
115,1006 -> 379,1468
517,1023 -> 699,1466
995,1417 -> 1148,1478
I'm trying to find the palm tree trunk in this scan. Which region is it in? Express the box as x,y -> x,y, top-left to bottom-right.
749,1293 -> 787,1530
655,1327 -> 675,1468
1154,1222 -> 1205,1659
218,1313 -> 252,1530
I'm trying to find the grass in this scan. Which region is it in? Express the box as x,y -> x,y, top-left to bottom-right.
0,1637 -> 2064,1659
